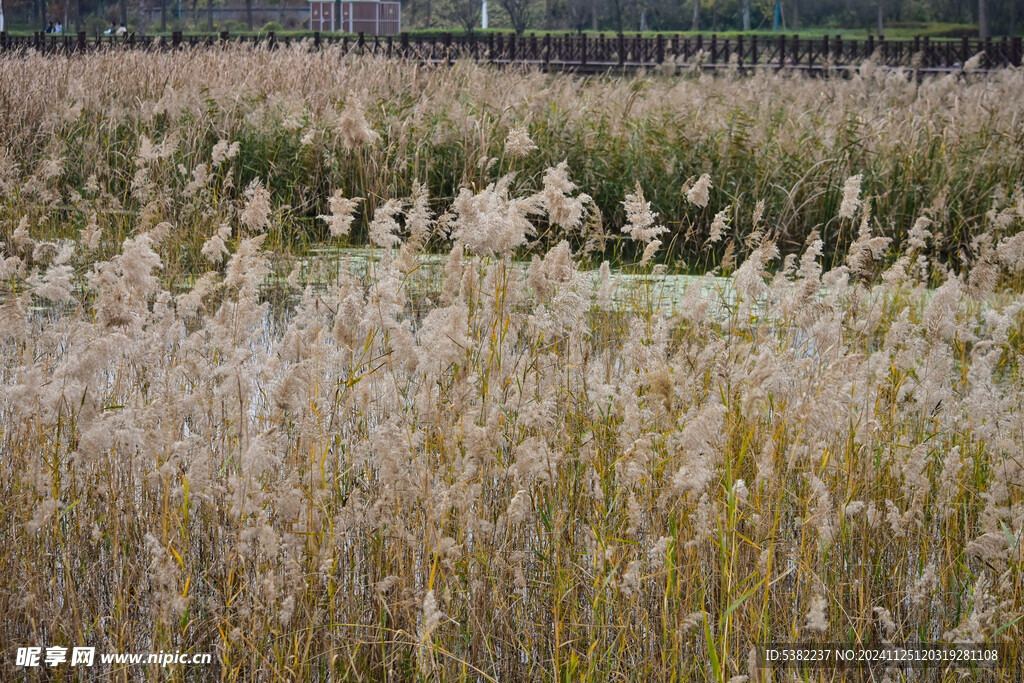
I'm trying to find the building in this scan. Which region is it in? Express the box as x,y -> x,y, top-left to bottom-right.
309,0 -> 400,35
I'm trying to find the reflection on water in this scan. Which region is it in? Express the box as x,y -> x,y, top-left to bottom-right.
25,247 -> 962,349
265,246 -> 735,324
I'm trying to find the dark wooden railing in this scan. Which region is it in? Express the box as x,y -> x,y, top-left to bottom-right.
1,30 -> 1021,72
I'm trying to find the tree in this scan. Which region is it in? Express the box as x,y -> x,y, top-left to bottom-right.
499,0 -> 531,32
448,0 -> 482,30
607,0 -> 625,31
742,0 -> 750,30
565,0 -> 591,31
691,0 -> 699,30
246,0 -> 253,30
978,0 -> 989,38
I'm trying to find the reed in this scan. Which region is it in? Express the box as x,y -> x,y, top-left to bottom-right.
2,45 -> 1023,274
1,47 -> 1023,682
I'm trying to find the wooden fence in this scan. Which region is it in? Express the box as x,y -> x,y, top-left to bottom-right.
1,30 -> 1022,72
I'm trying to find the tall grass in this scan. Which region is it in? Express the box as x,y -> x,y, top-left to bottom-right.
1,44 -> 1023,274
1,47 -> 1024,681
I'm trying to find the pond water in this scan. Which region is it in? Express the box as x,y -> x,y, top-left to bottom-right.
286,246 -> 736,313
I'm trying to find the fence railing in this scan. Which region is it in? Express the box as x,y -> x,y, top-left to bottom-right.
1,30 -> 1022,71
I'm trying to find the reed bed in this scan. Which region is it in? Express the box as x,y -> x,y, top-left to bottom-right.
1,47 -> 1024,682
1,44 -> 1023,270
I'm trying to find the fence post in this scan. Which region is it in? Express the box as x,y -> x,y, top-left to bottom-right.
617,32 -> 624,66
172,31 -> 181,49
710,33 -> 717,65
77,31 -> 87,53
1013,37 -> 1022,67
835,34 -> 842,64
544,33 -> 551,67
778,34 -> 785,69
656,34 -> 664,64
220,30 -> 229,44
751,34 -> 758,66
580,33 -> 586,66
